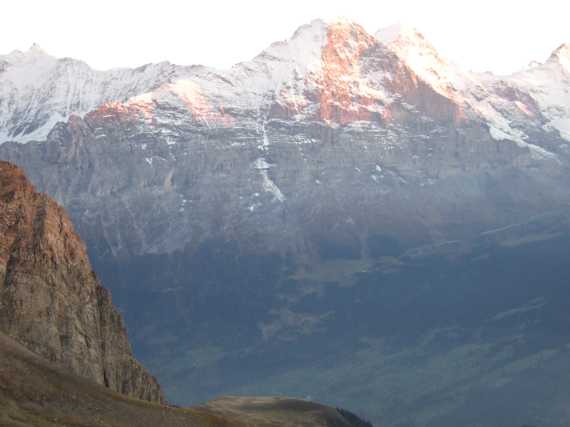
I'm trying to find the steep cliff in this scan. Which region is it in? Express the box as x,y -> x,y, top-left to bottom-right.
0,160 -> 163,403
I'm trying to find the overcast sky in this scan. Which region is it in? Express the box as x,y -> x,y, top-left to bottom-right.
1,0 -> 569,74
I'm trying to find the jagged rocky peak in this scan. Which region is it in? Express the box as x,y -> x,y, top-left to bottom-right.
247,18 -> 377,83
375,23 -> 441,62
1,43 -> 52,63
0,43 -> 58,89
26,42 -> 49,57
0,161 -> 164,403
548,43 -> 570,70
249,19 -> 400,124
314,20 -> 381,124
257,18 -> 375,63
375,23 -> 468,96
257,18 -> 327,64
238,18 -> 375,95
323,19 -> 378,57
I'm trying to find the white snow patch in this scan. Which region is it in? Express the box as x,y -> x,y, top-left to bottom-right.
489,126 -> 515,142
376,23 -> 470,97
490,126 -> 557,160
376,24 -> 421,45
508,59 -> 570,143
549,118 -> 570,141
254,157 -> 273,170
254,157 -> 285,202
261,122 -> 270,148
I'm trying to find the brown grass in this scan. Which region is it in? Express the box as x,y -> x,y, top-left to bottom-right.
0,333 -> 356,427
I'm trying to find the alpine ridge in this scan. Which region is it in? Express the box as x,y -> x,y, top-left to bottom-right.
1,20 -> 569,146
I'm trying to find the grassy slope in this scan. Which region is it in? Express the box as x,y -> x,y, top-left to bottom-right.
0,333 -> 360,427
0,332 -> 229,427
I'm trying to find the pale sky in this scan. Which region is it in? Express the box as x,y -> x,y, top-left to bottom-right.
1,0 -> 569,75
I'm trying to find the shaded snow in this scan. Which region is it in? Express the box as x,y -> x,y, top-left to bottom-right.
254,157 -> 285,202
0,45 -> 174,143
509,58 -> 570,142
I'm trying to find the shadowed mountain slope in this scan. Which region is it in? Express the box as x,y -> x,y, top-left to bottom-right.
0,160 -> 372,426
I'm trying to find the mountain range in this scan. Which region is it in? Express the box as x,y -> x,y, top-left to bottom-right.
1,19 -> 570,426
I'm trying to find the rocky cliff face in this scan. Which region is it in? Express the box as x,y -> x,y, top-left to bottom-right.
0,160 -> 163,403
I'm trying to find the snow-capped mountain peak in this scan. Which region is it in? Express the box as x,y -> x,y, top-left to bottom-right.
248,19 -> 328,78
0,47 -> 176,142
506,43 -> 570,142
0,45 -> 58,91
1,19 -> 570,150
249,19 -> 376,77
28,43 -> 48,56
548,43 -> 570,71
375,23 -> 468,97
200,19 -> 381,124
375,23 -> 425,45
2,43 -> 52,64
